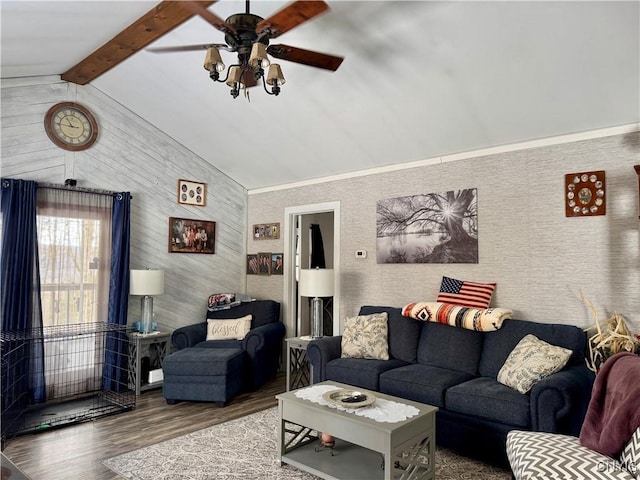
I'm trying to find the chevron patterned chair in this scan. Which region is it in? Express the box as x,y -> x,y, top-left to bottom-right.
507,352 -> 640,480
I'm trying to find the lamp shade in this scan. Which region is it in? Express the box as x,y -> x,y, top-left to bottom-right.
299,268 -> 334,298
130,269 -> 164,296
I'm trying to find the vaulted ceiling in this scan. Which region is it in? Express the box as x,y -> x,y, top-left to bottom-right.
2,1 -> 639,190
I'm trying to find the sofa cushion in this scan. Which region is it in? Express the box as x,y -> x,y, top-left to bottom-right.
498,334 -> 572,394
194,339 -> 243,349
417,322 -> 483,376
379,364 -> 474,408
479,319 -> 586,378
446,377 -> 531,428
359,306 -> 422,363
341,312 -> 389,360
325,357 -> 407,391
507,430 -> 636,480
437,276 -> 496,309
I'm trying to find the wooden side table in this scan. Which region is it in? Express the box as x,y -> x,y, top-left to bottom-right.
285,336 -> 313,391
128,331 -> 171,395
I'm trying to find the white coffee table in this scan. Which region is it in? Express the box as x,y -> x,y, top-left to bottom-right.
277,381 -> 438,480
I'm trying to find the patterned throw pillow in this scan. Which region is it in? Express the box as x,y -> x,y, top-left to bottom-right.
620,427 -> 640,478
498,334 -> 572,394
507,430 -> 636,480
341,312 -> 389,360
206,315 -> 252,341
436,276 -> 496,309
402,301 -> 512,332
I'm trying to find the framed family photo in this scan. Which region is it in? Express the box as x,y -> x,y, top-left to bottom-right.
253,223 -> 280,240
169,217 -> 215,254
177,179 -> 206,206
246,254 -> 259,275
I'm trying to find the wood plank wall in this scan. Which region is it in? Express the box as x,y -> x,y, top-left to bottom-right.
1,75 -> 247,333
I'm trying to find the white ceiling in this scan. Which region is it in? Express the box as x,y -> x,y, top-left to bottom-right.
2,1 -> 639,190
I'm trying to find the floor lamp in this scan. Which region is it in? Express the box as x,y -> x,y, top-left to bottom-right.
299,268 -> 334,338
130,269 -> 164,334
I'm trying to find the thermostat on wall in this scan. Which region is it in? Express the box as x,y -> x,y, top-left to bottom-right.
355,250 -> 367,259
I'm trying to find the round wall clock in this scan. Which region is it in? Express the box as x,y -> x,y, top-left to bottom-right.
44,102 -> 99,151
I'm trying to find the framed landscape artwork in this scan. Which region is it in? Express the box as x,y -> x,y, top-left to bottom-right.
169,217 -> 215,254
376,189 -> 478,264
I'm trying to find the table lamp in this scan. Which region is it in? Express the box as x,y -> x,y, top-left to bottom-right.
130,269 -> 164,334
299,268 -> 334,338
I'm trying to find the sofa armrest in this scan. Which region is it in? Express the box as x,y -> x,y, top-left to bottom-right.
242,321 -> 286,390
307,336 -> 343,383
172,322 -> 207,350
243,322 -> 286,356
530,364 -> 595,435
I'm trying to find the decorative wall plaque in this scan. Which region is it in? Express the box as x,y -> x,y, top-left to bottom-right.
565,170 -> 606,217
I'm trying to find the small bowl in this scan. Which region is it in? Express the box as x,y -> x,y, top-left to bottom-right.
322,388 -> 376,408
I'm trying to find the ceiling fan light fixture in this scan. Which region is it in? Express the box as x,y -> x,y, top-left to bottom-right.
203,47 -> 225,73
226,66 -> 244,87
249,42 -> 270,69
266,64 -> 286,86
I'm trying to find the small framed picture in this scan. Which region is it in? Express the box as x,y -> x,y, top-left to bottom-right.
247,254 -> 259,275
178,179 -> 206,206
253,223 -> 280,240
271,253 -> 283,275
169,217 -> 215,254
257,252 -> 271,275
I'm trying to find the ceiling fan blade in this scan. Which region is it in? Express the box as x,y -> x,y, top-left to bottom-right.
147,43 -> 229,53
181,1 -> 237,37
256,1 -> 329,38
267,44 -> 344,71
61,1 -> 216,85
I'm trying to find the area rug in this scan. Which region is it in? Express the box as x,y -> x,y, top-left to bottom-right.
103,407 -> 511,480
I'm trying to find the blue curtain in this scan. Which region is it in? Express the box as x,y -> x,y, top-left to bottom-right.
1,178 -> 46,408
102,192 -> 131,390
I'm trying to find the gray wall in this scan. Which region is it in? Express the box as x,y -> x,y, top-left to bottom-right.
1,76 -> 247,333
247,132 -> 640,334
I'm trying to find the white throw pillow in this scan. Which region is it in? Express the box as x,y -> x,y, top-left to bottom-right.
341,312 -> 389,360
498,334 -> 572,394
206,315 -> 252,341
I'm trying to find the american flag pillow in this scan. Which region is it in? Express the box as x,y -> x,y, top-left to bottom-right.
437,276 -> 496,309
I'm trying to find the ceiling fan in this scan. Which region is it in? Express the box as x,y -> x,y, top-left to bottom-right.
146,0 -> 344,98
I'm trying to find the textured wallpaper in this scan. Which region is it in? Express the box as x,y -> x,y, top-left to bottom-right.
248,132 -> 640,337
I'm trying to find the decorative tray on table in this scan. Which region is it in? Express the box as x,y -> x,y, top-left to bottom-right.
322,388 -> 377,408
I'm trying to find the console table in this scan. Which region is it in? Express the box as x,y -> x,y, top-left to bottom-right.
285,336 -> 313,391
128,331 -> 171,395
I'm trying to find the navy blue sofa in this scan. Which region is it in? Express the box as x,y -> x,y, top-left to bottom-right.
307,305 -> 595,466
168,300 -> 285,396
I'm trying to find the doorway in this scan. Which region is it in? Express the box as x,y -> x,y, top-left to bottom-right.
283,201 -> 341,339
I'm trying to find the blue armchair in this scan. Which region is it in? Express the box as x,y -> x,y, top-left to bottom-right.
170,300 -> 285,392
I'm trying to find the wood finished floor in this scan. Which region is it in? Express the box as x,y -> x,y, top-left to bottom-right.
2,373 -> 286,480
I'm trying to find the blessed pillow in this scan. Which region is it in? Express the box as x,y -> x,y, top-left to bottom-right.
437,276 -> 496,309
206,315 -> 252,341
498,334 -> 572,394
341,312 -> 389,360
402,301 -> 512,332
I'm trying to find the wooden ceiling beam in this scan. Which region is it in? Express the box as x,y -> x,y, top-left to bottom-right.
61,1 -> 216,85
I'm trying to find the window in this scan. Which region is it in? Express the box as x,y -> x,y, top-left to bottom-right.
36,188 -> 113,399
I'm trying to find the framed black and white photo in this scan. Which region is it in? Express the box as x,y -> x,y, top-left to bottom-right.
177,179 -> 206,206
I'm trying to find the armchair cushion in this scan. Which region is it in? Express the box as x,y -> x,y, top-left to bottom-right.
507,430 -> 636,480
